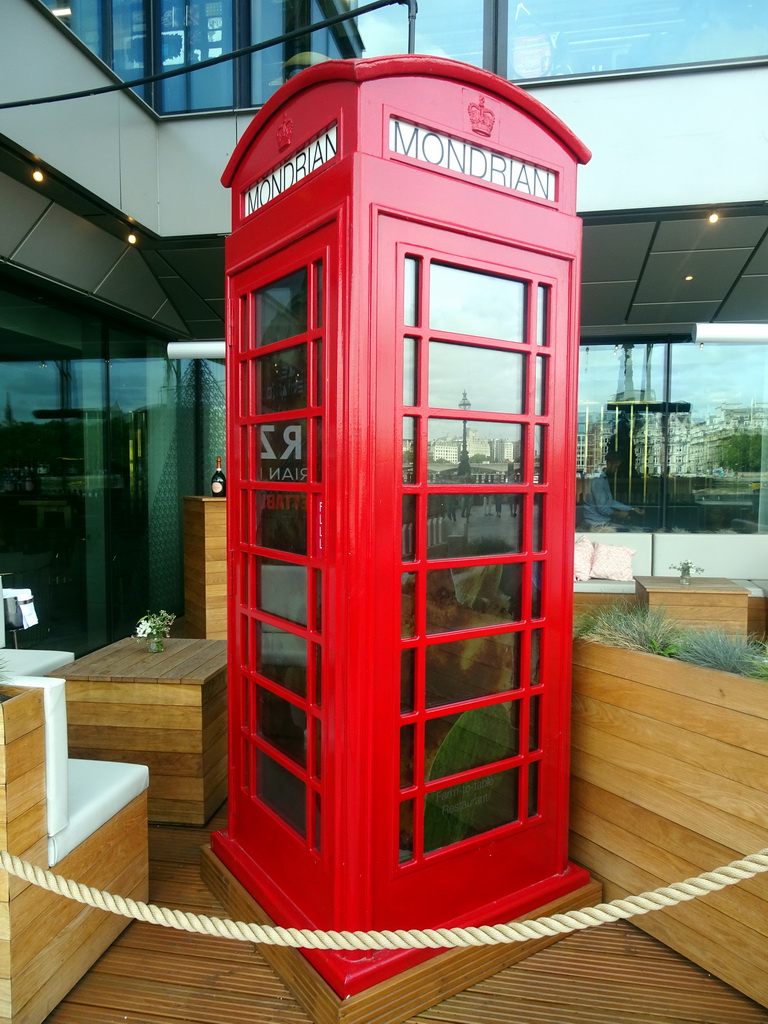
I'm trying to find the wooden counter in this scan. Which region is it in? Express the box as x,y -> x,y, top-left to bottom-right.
59,637 -> 228,825
635,575 -> 749,635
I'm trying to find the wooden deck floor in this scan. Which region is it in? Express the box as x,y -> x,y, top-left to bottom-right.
44,806 -> 768,1024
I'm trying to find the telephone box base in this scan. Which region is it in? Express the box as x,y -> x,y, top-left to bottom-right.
201,845 -> 600,1022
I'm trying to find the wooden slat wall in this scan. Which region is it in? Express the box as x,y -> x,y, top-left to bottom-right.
570,640 -> 768,1010
183,497 -> 227,640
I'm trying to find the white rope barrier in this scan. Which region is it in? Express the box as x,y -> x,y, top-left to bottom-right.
1,847 -> 767,951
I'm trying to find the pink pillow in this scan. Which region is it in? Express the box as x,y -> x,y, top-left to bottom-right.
573,535 -> 594,581
590,542 -> 635,582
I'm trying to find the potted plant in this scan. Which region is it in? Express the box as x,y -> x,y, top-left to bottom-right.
570,602 -> 768,1009
669,559 -> 704,585
134,609 -> 176,653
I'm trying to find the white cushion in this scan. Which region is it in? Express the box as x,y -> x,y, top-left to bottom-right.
8,676 -> 69,836
0,649 -> 74,674
48,759 -> 149,865
574,579 -> 636,594
573,536 -> 594,581
590,542 -> 636,582
577,532 -> 652,575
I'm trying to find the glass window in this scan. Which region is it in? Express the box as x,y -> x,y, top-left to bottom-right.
257,750 -> 306,836
506,0 -> 768,81
426,492 -> 522,559
257,687 -> 306,766
358,0 -> 483,66
430,265 -> 526,343
256,269 -> 308,347
256,490 -> 307,554
257,621 -> 307,696
425,634 -> 520,708
257,344 -> 308,413
428,419 -> 524,484
425,702 -> 520,781
257,419 -> 307,482
425,564 -> 523,634
258,557 -> 307,624
428,343 -> 525,414
424,767 -> 519,853
158,0 -> 234,112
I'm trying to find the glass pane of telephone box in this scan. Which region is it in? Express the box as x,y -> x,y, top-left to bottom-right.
424,767 -> 519,853
258,558 -> 307,625
429,264 -> 525,342
257,622 -> 307,696
257,687 -> 306,767
255,268 -> 308,346
257,751 -> 306,837
428,342 -> 525,414
427,492 -> 522,558
428,419 -> 524,483
425,701 -> 520,781
256,490 -> 307,554
425,563 -> 523,634
425,632 -> 520,708
257,344 -> 308,413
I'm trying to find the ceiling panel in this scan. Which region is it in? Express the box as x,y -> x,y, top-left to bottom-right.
633,247 -> 751,303
653,215 -> 768,252
581,221 -> 655,282
627,300 -> 721,324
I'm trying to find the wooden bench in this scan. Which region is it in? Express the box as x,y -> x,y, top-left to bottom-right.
60,637 -> 228,825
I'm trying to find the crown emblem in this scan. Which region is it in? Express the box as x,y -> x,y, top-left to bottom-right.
467,96 -> 495,137
276,113 -> 293,151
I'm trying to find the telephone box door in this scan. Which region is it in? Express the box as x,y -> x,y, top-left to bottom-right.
369,216 -> 581,925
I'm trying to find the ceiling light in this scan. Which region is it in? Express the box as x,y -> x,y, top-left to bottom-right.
684,275 -> 694,281
708,212 -> 719,223
51,6 -> 72,15
127,233 -> 137,245
32,169 -> 44,183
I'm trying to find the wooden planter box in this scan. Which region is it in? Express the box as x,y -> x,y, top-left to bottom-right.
570,640 -> 768,1008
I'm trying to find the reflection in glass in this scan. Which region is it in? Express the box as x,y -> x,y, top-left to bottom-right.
401,572 -> 417,638
425,564 -> 523,634
399,800 -> 414,863
257,751 -> 306,837
427,419 -> 524,484
256,268 -> 308,346
430,264 -> 525,342
532,494 -> 544,552
257,688 -> 306,767
529,694 -> 541,751
400,724 -> 414,788
258,558 -> 307,625
401,648 -> 415,713
528,760 -> 539,817
315,261 -> 323,328
532,561 -> 543,619
530,629 -> 542,685
425,632 -> 519,708
424,767 -> 519,853
428,342 -> 525,414
403,417 -> 416,484
257,344 -> 307,413
426,492 -> 522,558
258,419 -> 307,482
425,702 -> 520,781
257,490 -> 307,554
534,424 -> 546,483
314,644 -> 322,706
535,354 -> 547,415
257,622 -> 307,696
403,337 -> 418,406
402,495 -> 417,560
536,285 -> 548,345
404,257 -> 420,326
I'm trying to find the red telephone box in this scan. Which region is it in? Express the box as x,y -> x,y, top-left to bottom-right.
211,54 -> 591,999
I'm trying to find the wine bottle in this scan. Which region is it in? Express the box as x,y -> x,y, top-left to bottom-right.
210,456 -> 226,497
